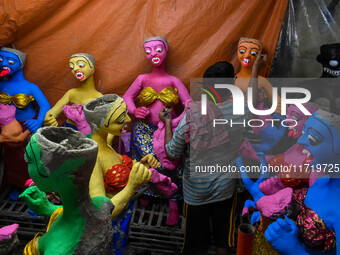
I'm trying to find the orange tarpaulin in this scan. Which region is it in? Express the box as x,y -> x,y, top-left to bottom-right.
0,0 -> 288,105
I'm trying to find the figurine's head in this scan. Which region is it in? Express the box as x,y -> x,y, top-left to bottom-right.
298,110 -> 340,167
25,127 -> 98,192
317,43 -> 340,77
238,37 -> 263,69
0,48 -> 26,77
0,103 -> 16,126
286,102 -> 319,139
84,94 -> 130,136
143,36 -> 168,67
69,53 -> 96,81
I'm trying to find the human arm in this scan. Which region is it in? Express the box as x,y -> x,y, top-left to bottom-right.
44,90 -> 71,127
19,186 -> 61,217
248,54 -> 267,106
159,107 -> 173,147
123,75 -> 150,119
110,162 -> 151,219
24,83 -> 51,132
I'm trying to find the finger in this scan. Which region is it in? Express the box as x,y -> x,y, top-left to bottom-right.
265,223 -> 279,241
143,169 -> 152,181
275,218 -> 291,232
285,215 -> 297,231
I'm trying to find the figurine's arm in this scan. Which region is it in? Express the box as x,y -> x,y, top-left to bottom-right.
19,186 -> 61,217
123,75 -> 149,118
89,159 -> 106,198
0,130 -> 30,143
44,90 -> 71,127
171,77 -> 190,106
24,83 -> 51,132
110,162 -> 151,219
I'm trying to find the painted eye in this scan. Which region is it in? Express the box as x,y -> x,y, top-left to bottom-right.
251,51 -> 258,56
308,134 -> 320,146
329,60 -> 338,67
156,48 -> 163,53
291,116 -> 299,121
145,49 -> 151,55
239,49 -> 246,54
118,117 -> 125,124
8,60 -> 15,65
79,63 -> 85,68
302,130 -> 305,134
0,57 -> 3,62
70,65 -> 74,69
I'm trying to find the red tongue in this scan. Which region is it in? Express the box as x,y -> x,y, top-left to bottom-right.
288,129 -> 294,137
0,69 -> 10,77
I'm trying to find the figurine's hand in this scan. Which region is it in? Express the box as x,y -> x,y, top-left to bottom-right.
24,119 -> 43,133
63,104 -> 91,135
159,108 -> 172,123
126,161 -> 152,192
265,216 -> 306,255
19,186 -> 57,216
44,114 -> 58,127
141,154 -> 160,169
133,107 -> 150,119
251,211 -> 261,225
236,154 -> 268,203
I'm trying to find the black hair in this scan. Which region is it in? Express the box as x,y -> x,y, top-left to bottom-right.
203,61 -> 235,101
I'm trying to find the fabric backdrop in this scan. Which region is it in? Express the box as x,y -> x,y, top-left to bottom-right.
0,0 -> 288,105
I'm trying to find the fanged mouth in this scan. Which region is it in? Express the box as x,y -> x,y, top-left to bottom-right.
324,67 -> 340,77
152,57 -> 160,65
302,148 -> 314,163
288,126 -> 299,137
121,124 -> 128,133
75,71 -> 84,80
242,58 -> 250,66
0,66 -> 11,77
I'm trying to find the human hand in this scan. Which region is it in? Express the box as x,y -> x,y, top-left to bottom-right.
24,119 -> 43,133
159,107 -> 172,123
19,186 -> 56,216
126,161 -> 152,192
254,53 -> 268,71
63,104 -> 91,135
141,154 -> 160,169
251,211 -> 261,225
44,114 -> 58,127
265,215 -> 306,255
133,107 -> 150,119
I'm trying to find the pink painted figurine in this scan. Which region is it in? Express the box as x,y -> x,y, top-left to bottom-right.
123,36 -> 190,225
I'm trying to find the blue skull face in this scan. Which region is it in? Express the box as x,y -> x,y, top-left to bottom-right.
0,51 -> 22,77
298,115 -> 340,167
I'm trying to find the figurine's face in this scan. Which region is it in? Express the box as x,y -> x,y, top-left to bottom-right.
69,55 -> 95,81
144,40 -> 167,67
286,105 -> 309,139
238,40 -> 262,68
298,116 -> 340,166
0,51 -> 22,77
0,103 -> 16,126
25,135 -> 51,191
103,102 -> 131,136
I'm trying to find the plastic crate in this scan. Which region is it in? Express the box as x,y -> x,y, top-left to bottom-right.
128,198 -> 185,254
0,189 -> 48,238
